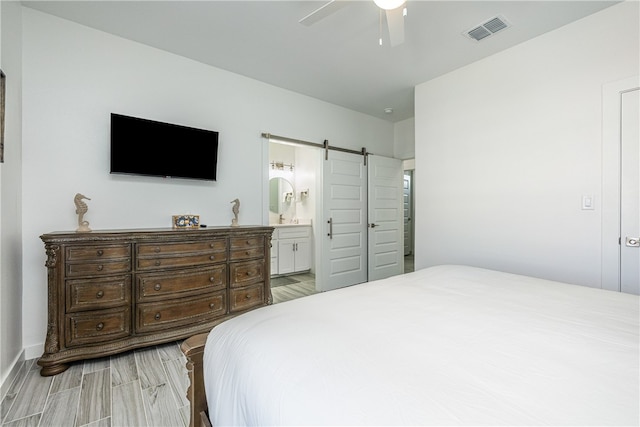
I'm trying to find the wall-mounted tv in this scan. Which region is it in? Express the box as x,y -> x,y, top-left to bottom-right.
110,113 -> 219,181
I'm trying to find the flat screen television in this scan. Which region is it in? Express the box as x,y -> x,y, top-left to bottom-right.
110,113 -> 219,181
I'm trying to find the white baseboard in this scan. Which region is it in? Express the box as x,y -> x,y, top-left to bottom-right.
1,349 -> 25,401
24,343 -> 43,361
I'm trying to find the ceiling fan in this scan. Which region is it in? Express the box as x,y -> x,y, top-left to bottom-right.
299,0 -> 408,47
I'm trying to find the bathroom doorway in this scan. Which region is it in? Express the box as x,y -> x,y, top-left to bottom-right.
267,140 -> 408,291
403,165 -> 415,273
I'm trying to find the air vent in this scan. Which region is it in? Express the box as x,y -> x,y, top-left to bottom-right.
464,15 -> 510,42
468,26 -> 491,41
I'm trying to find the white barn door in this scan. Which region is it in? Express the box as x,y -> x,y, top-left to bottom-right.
367,155 -> 404,281
319,151 -> 367,291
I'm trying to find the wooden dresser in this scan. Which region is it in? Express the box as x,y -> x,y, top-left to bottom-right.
38,226 -> 273,376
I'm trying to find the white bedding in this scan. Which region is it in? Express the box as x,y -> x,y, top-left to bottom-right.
203,265 -> 639,426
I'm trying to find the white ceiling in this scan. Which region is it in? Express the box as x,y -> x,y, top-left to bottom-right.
22,0 -> 619,122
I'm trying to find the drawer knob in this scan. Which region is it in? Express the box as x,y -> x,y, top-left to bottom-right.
96,322 -> 104,331
245,250 -> 251,256
246,240 -> 252,245
155,260 -> 161,266
154,247 -> 161,253
209,303 -> 215,309
97,265 -> 104,271
245,294 -> 251,300
96,290 -> 104,299
97,249 -> 104,256
209,276 -> 215,282
210,243 -> 215,248
154,283 -> 161,291
154,312 -> 161,320
209,255 -> 216,261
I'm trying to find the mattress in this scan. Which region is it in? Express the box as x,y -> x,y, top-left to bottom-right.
203,265 -> 639,426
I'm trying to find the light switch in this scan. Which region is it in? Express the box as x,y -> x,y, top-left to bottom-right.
582,195 -> 594,210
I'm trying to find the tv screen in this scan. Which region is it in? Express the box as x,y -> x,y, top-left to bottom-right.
110,113 -> 219,181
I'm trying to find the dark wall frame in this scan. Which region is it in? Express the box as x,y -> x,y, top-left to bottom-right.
0,69 -> 5,163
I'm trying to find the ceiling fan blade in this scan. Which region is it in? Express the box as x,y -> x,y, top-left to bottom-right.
299,0 -> 346,26
385,7 -> 405,47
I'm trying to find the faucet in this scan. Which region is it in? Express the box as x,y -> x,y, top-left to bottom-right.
279,214 -> 285,224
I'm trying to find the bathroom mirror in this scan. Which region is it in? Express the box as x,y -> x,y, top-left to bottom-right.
269,177 -> 295,215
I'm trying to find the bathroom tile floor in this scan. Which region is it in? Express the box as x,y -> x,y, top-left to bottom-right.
271,272 -> 317,303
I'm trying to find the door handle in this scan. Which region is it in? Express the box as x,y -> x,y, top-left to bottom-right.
327,218 -> 333,239
625,237 -> 640,247
369,223 -> 377,228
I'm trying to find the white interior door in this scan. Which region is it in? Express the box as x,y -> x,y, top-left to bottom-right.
367,155 -> 404,281
602,77 -> 640,291
320,150 -> 367,291
621,88 -> 640,294
403,171 -> 413,256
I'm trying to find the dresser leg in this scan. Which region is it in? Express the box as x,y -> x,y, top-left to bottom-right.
38,361 -> 69,377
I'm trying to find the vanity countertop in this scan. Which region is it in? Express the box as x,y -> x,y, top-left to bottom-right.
270,222 -> 312,228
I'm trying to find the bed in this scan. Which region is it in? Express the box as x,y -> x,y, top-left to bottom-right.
181,265 -> 639,426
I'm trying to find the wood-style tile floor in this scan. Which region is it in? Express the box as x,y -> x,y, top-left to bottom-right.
271,272 -> 317,304
1,341 -> 190,427
0,274 -> 316,427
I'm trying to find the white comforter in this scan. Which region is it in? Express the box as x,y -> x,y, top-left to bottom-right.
203,265 -> 639,426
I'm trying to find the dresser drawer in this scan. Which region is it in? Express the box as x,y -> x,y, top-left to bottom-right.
137,252 -> 225,270
137,265 -> 226,302
230,246 -> 265,261
136,292 -> 227,334
66,260 -> 131,277
66,276 -> 131,312
66,244 -> 131,261
230,260 -> 265,287
229,236 -> 265,260
137,240 -> 226,256
230,284 -> 265,313
66,308 -> 131,347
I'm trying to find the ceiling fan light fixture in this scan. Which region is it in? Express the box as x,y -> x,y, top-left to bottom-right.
374,0 -> 406,11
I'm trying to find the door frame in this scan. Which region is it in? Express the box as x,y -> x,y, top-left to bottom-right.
602,76 -> 640,290
403,169 -> 414,257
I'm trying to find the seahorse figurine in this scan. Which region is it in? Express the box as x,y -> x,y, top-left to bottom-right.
74,193 -> 92,232
230,198 -> 240,227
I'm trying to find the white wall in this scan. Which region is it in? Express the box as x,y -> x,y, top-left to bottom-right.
293,145 -> 319,227
415,2 -> 639,287
0,0 -> 23,392
21,8 -> 394,357
393,117 -> 415,160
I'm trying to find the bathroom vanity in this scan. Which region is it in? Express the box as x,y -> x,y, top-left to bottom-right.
270,224 -> 312,276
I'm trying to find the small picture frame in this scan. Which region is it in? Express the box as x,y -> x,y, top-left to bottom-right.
172,214 -> 200,229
